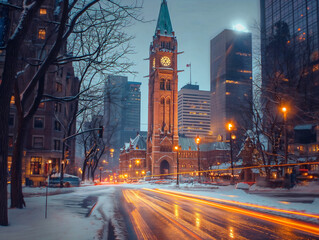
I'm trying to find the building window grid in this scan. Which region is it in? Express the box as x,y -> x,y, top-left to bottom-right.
30,157 -> 42,175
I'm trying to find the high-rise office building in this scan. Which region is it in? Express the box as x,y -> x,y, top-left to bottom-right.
260,0 -> 319,124
103,75 -> 141,166
210,29 -> 252,141
178,84 -> 211,138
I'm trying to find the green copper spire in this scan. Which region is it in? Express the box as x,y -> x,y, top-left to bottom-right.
155,0 -> 173,36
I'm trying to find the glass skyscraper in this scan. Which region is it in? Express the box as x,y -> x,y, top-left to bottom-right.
260,0 -> 319,123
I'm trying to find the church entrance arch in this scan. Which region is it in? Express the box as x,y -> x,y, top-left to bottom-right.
160,160 -> 170,178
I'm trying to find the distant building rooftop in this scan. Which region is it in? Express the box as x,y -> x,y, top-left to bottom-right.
181,83 -> 199,90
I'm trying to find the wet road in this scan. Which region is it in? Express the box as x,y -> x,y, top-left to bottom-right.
121,188 -> 319,240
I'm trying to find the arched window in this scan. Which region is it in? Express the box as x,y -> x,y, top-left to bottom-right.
160,79 -> 165,90
166,79 -> 171,90
165,98 -> 171,132
160,98 -> 165,131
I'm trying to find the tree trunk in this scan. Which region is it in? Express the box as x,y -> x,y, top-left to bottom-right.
0,98 -> 9,226
82,161 -> 87,181
0,38 -> 20,227
10,118 -> 27,208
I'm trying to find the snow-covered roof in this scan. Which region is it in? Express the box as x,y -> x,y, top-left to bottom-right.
201,141 -> 230,151
123,134 -> 147,151
130,134 -> 147,150
179,137 -> 197,150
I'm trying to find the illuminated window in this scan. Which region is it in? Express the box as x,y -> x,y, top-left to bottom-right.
30,157 -> 42,175
313,64 -> 319,72
39,8 -> 47,15
38,28 -> 46,39
226,92 -> 231,95
38,102 -> 45,109
8,156 -> 12,172
10,96 -> 15,105
226,80 -> 239,84
238,70 -> 252,74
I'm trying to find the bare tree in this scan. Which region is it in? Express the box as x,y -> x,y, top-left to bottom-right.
0,0 -> 141,225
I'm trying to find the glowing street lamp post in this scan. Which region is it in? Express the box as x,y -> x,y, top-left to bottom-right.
227,123 -> 235,184
282,106 -> 288,173
174,145 -> 180,186
195,136 -> 201,183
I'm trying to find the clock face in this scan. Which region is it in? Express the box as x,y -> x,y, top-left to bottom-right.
160,56 -> 171,67
153,58 -> 156,68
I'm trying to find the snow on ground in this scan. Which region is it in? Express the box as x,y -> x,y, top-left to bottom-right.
1,185 -> 117,240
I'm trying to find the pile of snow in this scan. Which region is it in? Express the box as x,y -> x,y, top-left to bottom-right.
236,182 -> 250,190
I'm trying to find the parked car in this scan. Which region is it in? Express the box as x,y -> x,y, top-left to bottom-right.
48,173 -> 81,187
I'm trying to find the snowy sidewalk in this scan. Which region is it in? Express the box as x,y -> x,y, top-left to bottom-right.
1,186 -> 117,240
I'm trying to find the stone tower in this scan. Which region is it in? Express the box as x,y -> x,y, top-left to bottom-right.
147,0 -> 179,176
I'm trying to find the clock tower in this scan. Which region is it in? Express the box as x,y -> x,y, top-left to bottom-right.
147,0 -> 179,176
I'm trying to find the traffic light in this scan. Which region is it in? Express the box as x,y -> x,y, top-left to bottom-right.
65,150 -> 69,159
98,126 -> 104,138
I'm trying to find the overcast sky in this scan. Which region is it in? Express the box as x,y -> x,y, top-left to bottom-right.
124,0 -> 260,131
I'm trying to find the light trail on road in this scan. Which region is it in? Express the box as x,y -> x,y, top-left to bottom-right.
143,188 -> 319,236
122,188 -> 319,239
147,188 -> 319,219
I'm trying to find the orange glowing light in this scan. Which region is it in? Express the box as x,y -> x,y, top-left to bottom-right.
227,123 -> 233,131
282,107 -> 287,113
195,136 -> 201,144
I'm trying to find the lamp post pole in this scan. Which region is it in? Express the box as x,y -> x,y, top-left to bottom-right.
195,136 -> 201,183
174,145 -> 180,186
282,107 -> 288,174
227,123 -> 235,184
230,131 -> 234,184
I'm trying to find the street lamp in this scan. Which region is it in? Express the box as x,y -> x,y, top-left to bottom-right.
227,122 -> 235,184
195,136 -> 201,183
281,106 -> 288,173
174,145 -> 180,186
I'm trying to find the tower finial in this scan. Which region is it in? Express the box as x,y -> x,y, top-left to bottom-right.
155,0 -> 173,36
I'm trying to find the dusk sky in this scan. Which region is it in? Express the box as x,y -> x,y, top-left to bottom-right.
125,0 -> 260,131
